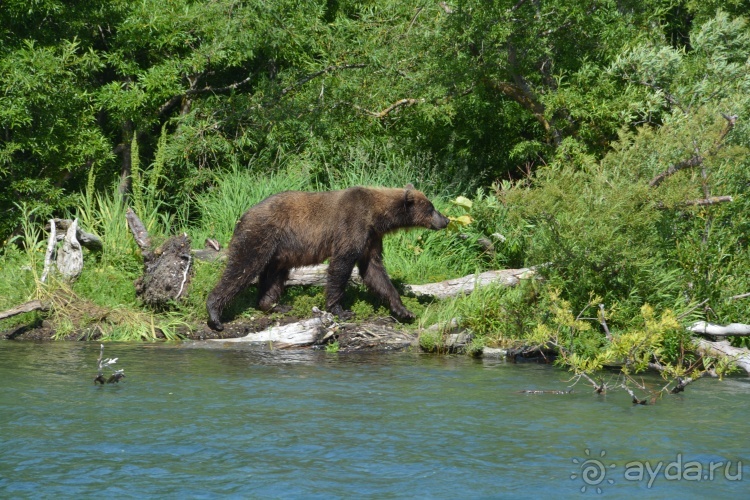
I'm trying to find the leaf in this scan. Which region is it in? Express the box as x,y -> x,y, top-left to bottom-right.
452,196 -> 473,210
450,214 -> 473,226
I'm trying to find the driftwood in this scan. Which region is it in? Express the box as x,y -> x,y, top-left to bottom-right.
56,219 -> 83,281
45,219 -> 103,251
208,309 -> 417,351
689,321 -> 750,337
211,315 -> 333,345
191,257 -> 533,298
126,209 -> 192,308
407,268 -> 535,299
695,338 -> 750,375
0,300 -> 47,321
41,218 -> 84,282
40,219 -> 57,283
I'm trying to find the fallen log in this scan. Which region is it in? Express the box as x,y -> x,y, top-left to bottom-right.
407,268 -> 536,299
695,338 -> 750,375
208,313 -> 418,351
0,300 -> 48,321
210,314 -> 335,345
689,321 -> 750,337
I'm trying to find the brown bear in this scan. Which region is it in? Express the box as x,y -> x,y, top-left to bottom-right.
206,184 -> 450,331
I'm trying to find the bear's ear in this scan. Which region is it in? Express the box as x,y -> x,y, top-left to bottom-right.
404,186 -> 414,206
404,183 -> 415,190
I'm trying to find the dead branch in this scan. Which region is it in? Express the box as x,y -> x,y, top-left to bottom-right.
649,154 -> 705,188
356,98 -> 423,119
695,338 -> 750,375
657,196 -> 733,209
621,383 -> 649,405
598,303 -> 612,341
670,372 -> 707,394
125,207 -> 151,251
0,300 -> 48,321
186,75 -> 254,95
578,372 -> 607,394
47,219 -> 103,251
41,219 -> 56,283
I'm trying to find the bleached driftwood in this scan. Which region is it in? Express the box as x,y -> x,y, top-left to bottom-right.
695,338 -> 750,375
285,265 -> 361,287
210,314 -> 335,345
689,321 -> 750,337
41,219 -> 57,283
46,219 -> 103,252
41,218 -> 84,282
223,264 -> 531,297
406,268 -> 536,299
56,218 -> 84,281
0,300 -> 47,321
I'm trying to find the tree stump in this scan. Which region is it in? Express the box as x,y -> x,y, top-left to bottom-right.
127,208 -> 193,308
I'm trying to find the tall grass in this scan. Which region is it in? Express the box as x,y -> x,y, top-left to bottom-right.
190,162 -> 311,244
1,150 -> 493,340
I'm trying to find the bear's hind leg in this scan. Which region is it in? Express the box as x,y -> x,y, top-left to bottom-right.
257,264 -> 290,312
206,248 -> 274,331
325,256 -> 357,319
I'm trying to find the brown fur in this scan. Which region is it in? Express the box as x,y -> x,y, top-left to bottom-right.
206,185 -> 449,331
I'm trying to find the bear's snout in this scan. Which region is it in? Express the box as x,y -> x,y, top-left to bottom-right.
431,210 -> 450,230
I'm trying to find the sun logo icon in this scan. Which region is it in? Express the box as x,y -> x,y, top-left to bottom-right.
571,449 -> 616,494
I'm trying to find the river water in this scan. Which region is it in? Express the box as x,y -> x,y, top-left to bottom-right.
0,342 -> 747,497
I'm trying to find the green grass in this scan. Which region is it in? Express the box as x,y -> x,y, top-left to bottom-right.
0,159 -> 499,340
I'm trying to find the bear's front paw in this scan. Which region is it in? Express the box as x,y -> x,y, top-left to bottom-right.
207,318 -> 224,331
394,308 -> 416,323
329,304 -> 355,321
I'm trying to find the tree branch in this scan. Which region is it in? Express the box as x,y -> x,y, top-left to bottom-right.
656,195 -> 734,209
279,63 -> 366,98
186,75 -> 253,95
649,113 -> 737,188
355,98 -> 423,119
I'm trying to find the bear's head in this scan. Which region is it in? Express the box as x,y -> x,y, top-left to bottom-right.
404,184 -> 450,230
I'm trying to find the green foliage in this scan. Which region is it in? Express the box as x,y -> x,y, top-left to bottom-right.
1,1 -> 750,383
324,340 -> 340,354
458,280 -> 547,346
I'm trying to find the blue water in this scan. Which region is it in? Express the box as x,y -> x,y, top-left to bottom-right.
0,342 -> 747,498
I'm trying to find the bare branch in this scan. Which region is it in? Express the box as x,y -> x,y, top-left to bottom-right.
0,300 -> 48,321
649,113 -> 738,188
125,207 -> 151,251
681,195 -> 733,206
649,154 -> 704,187
355,98 -> 423,119
598,303 -> 612,341
656,196 -> 734,209
186,75 -> 253,95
